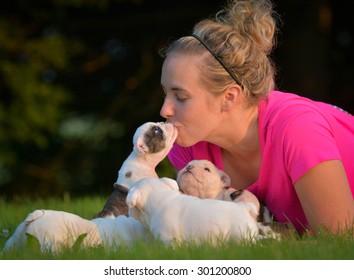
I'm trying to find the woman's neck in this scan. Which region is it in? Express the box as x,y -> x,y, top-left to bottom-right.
212,103 -> 260,158
220,104 -> 262,188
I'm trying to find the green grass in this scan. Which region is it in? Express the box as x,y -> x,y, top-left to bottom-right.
0,196 -> 353,260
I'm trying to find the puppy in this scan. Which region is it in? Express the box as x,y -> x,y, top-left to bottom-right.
126,177 -> 260,246
96,122 -> 178,218
2,210 -> 101,254
177,160 -> 281,238
177,160 -> 260,219
176,159 -> 230,199
3,210 -> 147,254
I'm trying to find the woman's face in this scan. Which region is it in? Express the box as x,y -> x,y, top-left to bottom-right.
160,53 -> 224,147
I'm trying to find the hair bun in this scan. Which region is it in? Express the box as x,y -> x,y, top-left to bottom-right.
219,0 -> 278,54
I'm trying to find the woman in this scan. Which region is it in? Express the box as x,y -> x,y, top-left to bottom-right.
159,0 -> 354,234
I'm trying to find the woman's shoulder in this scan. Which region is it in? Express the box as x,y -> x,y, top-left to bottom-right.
259,90 -> 353,127
260,91 -> 320,116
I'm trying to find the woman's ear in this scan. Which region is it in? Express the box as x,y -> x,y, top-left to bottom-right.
222,84 -> 242,111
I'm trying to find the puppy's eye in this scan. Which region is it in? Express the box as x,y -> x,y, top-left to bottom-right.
204,167 -> 211,172
152,126 -> 162,136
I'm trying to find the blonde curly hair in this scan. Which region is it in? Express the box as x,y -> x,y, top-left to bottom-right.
160,0 -> 280,104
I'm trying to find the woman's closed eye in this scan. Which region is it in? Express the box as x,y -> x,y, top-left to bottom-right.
160,90 -> 188,102
175,94 -> 188,102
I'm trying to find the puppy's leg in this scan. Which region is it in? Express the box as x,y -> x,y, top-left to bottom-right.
95,184 -> 128,218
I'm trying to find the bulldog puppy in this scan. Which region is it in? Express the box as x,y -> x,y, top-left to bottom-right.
126,177 -> 260,246
3,210 -> 101,254
96,122 -> 178,218
3,210 -> 147,254
177,160 -> 260,219
177,160 -> 281,239
176,159 -> 230,199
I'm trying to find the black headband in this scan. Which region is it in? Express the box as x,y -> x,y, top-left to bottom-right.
191,34 -> 243,88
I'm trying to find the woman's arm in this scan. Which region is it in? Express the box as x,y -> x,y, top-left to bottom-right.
295,159 -> 354,233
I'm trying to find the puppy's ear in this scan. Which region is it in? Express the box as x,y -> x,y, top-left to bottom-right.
126,190 -> 140,208
218,170 -> 231,187
134,136 -> 148,156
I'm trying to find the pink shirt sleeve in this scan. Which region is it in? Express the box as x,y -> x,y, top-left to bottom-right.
274,109 -> 342,184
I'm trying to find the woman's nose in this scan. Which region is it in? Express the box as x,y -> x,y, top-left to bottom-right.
160,98 -> 174,119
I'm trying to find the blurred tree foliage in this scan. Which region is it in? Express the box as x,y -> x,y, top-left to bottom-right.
0,0 -> 222,198
0,0 -> 353,199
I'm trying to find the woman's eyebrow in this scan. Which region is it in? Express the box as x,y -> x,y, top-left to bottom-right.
171,87 -> 185,92
161,83 -> 188,93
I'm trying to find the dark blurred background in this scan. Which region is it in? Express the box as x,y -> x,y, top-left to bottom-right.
0,0 -> 353,199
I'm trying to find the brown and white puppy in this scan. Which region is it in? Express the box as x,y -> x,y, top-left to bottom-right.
126,177 -> 260,246
96,122 -> 178,218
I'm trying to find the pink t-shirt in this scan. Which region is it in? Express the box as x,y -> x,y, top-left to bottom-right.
168,91 -> 354,233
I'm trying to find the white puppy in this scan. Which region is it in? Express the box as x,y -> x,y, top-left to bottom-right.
2,210 -> 101,253
126,177 -> 260,246
177,160 -> 280,238
3,210 -> 146,254
176,159 -> 230,199
96,122 -> 178,218
177,160 -> 260,219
